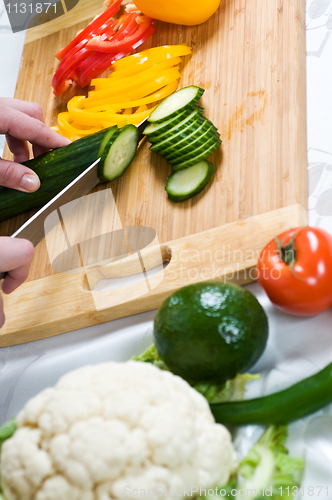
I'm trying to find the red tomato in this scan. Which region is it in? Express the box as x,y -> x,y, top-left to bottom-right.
256,227 -> 332,316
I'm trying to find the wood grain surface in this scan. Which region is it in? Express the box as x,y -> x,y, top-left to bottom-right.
0,0 -> 308,344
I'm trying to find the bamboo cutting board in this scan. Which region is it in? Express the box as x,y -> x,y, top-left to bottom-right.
0,0 -> 308,346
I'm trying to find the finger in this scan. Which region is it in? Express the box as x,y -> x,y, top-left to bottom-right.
0,104 -> 71,150
0,98 -> 45,123
32,143 -> 48,159
0,158 -> 40,192
0,293 -> 4,328
0,237 -> 34,295
5,134 -> 30,163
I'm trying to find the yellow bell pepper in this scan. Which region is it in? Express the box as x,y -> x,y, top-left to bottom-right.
133,0 -> 221,25
91,59 -> 182,91
88,68 -> 181,102
83,81 -> 178,110
67,96 -> 154,127
111,45 -> 192,73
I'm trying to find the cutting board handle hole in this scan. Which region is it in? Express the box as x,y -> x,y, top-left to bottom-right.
80,244 -> 172,293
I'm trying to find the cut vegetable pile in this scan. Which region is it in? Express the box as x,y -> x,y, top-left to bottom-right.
52,0 -> 155,96
144,85 -> 222,201
0,125 -> 139,222
55,44 -> 191,141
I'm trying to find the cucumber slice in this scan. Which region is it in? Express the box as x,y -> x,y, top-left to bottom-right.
172,139 -> 222,171
164,123 -> 219,160
165,161 -> 214,202
148,86 -> 205,123
148,109 -> 205,144
98,126 -> 119,157
100,124 -> 139,181
150,116 -> 206,153
144,106 -> 203,137
156,119 -> 212,155
170,136 -> 218,166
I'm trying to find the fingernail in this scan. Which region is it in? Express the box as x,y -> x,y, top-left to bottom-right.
20,174 -> 40,193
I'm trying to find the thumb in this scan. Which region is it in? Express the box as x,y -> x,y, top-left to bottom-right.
0,158 -> 40,192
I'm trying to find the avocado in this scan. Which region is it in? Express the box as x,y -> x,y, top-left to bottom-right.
153,281 -> 268,384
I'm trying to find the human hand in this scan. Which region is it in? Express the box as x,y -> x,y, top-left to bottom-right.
0,237 -> 34,328
0,98 -> 70,193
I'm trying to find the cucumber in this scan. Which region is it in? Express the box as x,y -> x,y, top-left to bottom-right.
172,139 -> 222,171
101,124 -> 139,181
170,135 -> 220,166
98,125 -> 119,157
144,106 -> 203,137
149,117 -> 206,153
148,86 -> 205,123
147,109 -> 204,144
164,123 -> 219,160
155,119 -> 212,156
0,126 -> 139,223
165,160 -> 214,202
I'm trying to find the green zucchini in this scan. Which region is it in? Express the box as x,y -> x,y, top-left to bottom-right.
0,125 -> 139,223
148,86 -> 205,123
165,161 -> 214,202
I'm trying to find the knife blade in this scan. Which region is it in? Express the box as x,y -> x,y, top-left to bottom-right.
0,119 -> 148,280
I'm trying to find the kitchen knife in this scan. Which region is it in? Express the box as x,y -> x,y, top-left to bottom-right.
0,119 -> 147,280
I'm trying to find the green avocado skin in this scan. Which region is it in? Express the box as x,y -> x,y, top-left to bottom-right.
153,281 -> 269,384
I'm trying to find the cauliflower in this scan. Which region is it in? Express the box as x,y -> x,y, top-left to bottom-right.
0,362 -> 237,500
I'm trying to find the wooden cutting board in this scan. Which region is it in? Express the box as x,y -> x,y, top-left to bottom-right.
0,0 -> 308,346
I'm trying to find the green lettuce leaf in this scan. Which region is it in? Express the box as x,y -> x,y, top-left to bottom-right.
237,425 -> 304,499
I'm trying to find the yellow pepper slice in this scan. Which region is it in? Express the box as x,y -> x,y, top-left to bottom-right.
91,59 -> 182,91
67,97 -> 154,127
57,113 -> 102,141
83,81 -> 178,110
88,68 -> 181,102
109,55 -> 186,80
112,44 -> 191,70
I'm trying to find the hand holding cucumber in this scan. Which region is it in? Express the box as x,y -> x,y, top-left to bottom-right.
0,97 -> 70,193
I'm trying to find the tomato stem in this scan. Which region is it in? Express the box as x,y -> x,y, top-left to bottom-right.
275,232 -> 297,266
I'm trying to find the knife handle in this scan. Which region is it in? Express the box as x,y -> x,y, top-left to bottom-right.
0,272 -> 6,280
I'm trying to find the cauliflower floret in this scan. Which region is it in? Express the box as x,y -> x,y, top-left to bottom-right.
1,362 -> 237,500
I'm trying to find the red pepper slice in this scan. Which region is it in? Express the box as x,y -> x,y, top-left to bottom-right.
56,0 -> 122,61
74,13 -> 138,88
86,16 -> 155,53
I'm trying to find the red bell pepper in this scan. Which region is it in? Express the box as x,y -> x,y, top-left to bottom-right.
52,3 -> 156,95
56,0 -> 122,61
86,16 -> 155,53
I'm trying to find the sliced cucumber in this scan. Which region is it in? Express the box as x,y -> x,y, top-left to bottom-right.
100,124 -> 139,181
148,86 -> 204,123
156,119 -> 212,156
150,117 -> 205,153
98,125 -> 119,157
164,123 -> 219,160
144,106 -> 203,137
148,109 -> 204,144
172,139 -> 222,171
170,135 -> 220,166
165,161 -> 214,202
